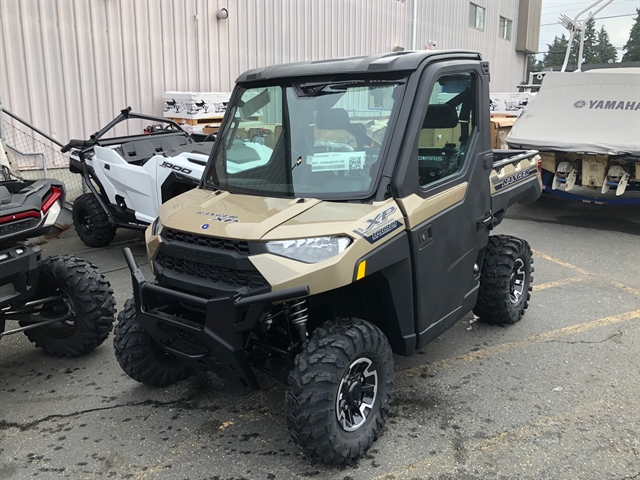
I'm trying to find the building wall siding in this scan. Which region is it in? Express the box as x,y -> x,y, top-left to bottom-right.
1,0 -> 530,141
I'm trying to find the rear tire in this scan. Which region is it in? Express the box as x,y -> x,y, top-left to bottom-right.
474,235 -> 533,325
22,256 -> 116,357
114,298 -> 194,387
285,318 -> 394,465
73,193 -> 117,247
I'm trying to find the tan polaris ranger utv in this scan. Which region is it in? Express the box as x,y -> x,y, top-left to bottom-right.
111,50 -> 542,464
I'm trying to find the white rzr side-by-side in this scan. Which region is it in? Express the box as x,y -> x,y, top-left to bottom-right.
64,108 -> 214,247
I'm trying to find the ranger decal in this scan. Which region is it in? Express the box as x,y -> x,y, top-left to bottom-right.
493,166 -> 538,191
196,211 -> 239,223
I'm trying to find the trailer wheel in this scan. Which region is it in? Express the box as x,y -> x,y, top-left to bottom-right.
22,256 -> 116,357
285,318 -> 394,465
474,235 -> 534,325
114,298 -> 194,387
73,193 -> 117,247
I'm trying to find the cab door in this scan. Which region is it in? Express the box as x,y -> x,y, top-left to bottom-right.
395,62 -> 492,349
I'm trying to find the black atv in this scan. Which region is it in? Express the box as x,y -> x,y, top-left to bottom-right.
0,169 -> 116,356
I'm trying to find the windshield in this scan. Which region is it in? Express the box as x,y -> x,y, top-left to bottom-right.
204,79 -> 404,199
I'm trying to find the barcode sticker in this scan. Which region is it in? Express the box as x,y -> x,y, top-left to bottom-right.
310,151 -> 366,172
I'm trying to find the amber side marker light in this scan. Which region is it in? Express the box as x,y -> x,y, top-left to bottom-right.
356,260 -> 367,280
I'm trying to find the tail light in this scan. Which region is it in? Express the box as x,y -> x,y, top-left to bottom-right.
42,186 -> 63,214
0,187 -> 62,228
537,156 -> 542,173
0,211 -> 41,225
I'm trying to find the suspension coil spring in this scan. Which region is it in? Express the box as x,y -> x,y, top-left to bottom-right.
288,299 -> 309,341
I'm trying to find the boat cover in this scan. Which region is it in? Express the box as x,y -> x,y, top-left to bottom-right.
506,71 -> 640,157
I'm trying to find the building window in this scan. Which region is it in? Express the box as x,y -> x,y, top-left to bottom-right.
469,3 -> 485,31
499,16 -> 512,40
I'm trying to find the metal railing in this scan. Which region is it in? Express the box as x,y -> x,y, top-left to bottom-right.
0,98 -> 82,203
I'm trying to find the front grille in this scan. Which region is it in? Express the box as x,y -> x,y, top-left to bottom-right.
165,229 -> 250,255
156,253 -> 268,289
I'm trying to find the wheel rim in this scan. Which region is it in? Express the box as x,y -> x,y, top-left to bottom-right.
509,258 -> 526,304
77,207 -> 94,235
336,357 -> 378,432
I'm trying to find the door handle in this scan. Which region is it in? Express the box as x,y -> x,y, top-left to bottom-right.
417,224 -> 434,247
483,153 -> 493,170
476,212 -> 493,230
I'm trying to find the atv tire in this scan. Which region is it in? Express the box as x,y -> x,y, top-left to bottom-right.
73,193 -> 117,247
285,318 -> 394,465
114,298 -> 194,387
22,255 -> 116,357
473,235 -> 533,325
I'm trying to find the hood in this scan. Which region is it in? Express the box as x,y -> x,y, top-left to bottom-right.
159,188 -> 322,240
159,188 -> 394,241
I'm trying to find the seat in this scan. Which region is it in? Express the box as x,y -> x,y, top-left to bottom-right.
315,108 -> 372,148
120,140 -> 157,165
422,104 -> 459,129
315,107 -> 352,131
419,104 -> 461,184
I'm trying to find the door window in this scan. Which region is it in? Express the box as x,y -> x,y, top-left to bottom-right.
417,73 -> 475,188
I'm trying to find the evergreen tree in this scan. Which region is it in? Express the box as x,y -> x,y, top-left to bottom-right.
543,34 -> 574,68
594,26 -> 618,64
622,8 -> 640,62
581,18 -> 598,64
526,54 -> 543,77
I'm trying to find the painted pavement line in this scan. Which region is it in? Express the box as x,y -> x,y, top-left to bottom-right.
402,309 -> 640,379
533,276 -> 585,291
532,250 -> 592,276
533,250 -> 640,296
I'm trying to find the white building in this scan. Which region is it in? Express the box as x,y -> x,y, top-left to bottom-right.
0,0 -> 541,141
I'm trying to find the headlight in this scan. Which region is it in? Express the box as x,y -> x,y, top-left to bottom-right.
151,217 -> 164,236
266,236 -> 351,263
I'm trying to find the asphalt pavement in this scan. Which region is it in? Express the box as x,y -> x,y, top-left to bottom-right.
1,194 -> 639,480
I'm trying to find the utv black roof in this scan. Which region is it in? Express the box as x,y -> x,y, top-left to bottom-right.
236,50 -> 483,83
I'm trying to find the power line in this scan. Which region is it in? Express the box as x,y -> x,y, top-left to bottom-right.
537,46 -> 624,53
540,12 -> 637,26
541,0 -> 637,17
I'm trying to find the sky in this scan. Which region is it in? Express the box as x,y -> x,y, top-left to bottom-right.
537,0 -> 639,61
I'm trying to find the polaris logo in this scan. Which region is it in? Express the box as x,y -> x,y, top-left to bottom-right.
160,161 -> 192,174
0,219 -> 32,235
574,100 -> 640,110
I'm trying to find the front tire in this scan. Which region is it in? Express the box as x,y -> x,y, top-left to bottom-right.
73,193 -> 117,247
114,298 -> 194,387
23,256 -> 116,357
474,235 -> 533,325
285,318 -> 394,465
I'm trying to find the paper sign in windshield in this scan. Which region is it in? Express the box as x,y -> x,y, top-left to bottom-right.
310,151 -> 366,172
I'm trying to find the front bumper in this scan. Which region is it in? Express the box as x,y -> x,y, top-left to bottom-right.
123,247 -> 308,389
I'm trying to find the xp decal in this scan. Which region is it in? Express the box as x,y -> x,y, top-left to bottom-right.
353,206 -> 402,244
